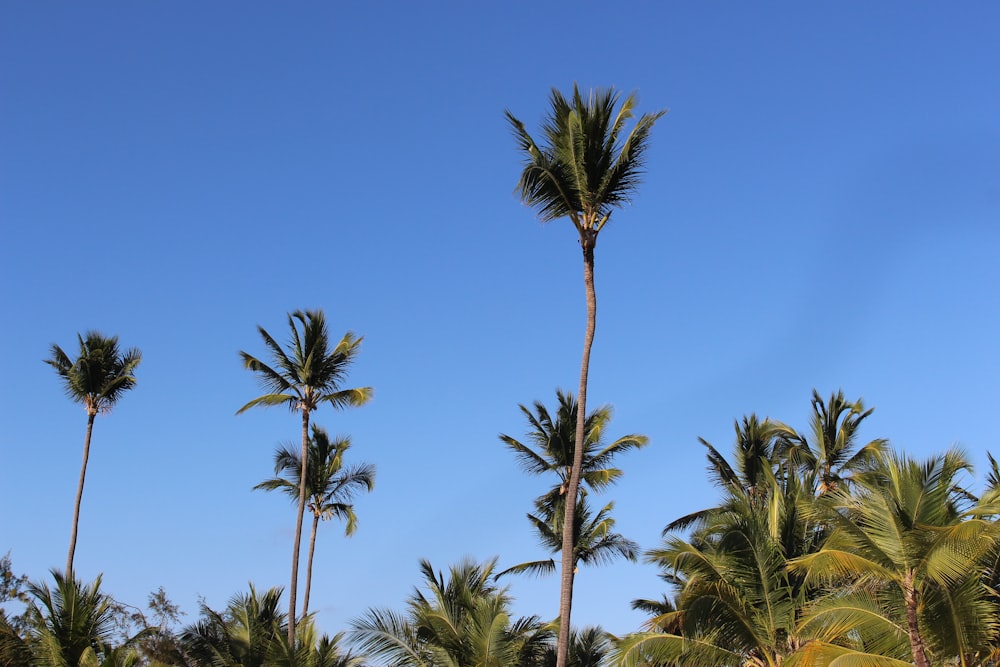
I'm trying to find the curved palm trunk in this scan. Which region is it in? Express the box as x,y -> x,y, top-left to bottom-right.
288,408 -> 310,645
302,512 -> 319,617
557,236 -> 597,667
66,412 -> 96,577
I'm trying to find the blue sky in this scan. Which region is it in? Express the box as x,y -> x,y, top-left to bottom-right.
1,1 -> 998,639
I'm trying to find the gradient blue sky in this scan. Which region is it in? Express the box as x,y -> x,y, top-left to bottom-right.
2,1 -> 998,639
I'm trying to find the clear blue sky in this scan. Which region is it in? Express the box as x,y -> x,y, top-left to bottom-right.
2,1 -> 998,639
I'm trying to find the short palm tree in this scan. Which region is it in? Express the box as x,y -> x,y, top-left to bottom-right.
28,570 -> 118,667
45,332 -> 142,577
496,496 -> 638,579
350,558 -> 551,667
254,424 -> 376,617
508,86 -> 663,667
500,390 -> 648,513
788,448 -> 1000,667
238,309 -> 372,644
180,584 -> 286,667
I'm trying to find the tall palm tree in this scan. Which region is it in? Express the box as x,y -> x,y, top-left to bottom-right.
788,448 -> 1000,667
254,424 -> 376,617
349,558 -> 551,667
45,332 -> 142,577
238,309 -> 372,644
508,86 -> 663,667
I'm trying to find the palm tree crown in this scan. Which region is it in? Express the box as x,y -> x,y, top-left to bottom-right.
507,85 -> 664,237
500,389 -> 648,508
237,310 -> 371,417
45,332 -> 142,418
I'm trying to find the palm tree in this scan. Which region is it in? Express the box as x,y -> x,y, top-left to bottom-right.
788,448 -> 1000,667
500,390 -> 648,513
497,496 -> 638,579
238,309 -> 372,644
779,389 -> 887,495
28,570 -> 121,667
507,86 -> 663,667
45,332 -> 142,577
254,424 -> 376,617
180,584 -> 286,667
349,558 -> 551,667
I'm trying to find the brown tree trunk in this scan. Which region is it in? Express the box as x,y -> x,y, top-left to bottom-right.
288,408 -> 310,646
66,412 -> 96,578
557,236 -> 597,667
903,575 -> 932,667
302,512 -> 319,617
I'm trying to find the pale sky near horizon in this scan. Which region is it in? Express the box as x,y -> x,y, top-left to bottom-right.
1,1 -> 998,641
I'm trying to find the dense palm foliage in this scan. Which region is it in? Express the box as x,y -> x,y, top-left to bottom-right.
46,332 -> 142,576
508,86 -> 663,667
616,393 -> 1000,667
790,448 -> 1000,667
27,570 -> 145,667
255,424 -> 376,617
350,558 -> 551,667
238,309 -> 372,644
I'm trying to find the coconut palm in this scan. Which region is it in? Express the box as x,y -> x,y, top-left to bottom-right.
238,309 -> 372,644
788,448 -> 1000,667
497,496 -> 638,579
500,390 -> 648,512
508,85 -> 663,667
27,570 -> 130,667
45,332 -> 142,576
779,390 -> 887,495
180,584 -> 286,667
350,558 -> 551,667
615,412 -> 825,667
254,424 -> 376,617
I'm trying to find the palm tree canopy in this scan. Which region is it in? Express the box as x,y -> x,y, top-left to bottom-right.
28,570 -> 117,667
497,497 -> 638,579
350,558 -> 550,667
45,332 -> 141,416
500,389 -> 648,500
237,309 -> 372,415
507,85 -> 665,234
255,424 -> 376,533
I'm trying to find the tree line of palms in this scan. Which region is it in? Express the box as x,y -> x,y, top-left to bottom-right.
9,385 -> 1000,666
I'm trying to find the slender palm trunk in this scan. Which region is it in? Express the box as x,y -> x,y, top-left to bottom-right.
903,575 -> 931,667
288,408 -> 310,645
302,512 -> 319,617
557,235 -> 597,667
66,412 -> 96,577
